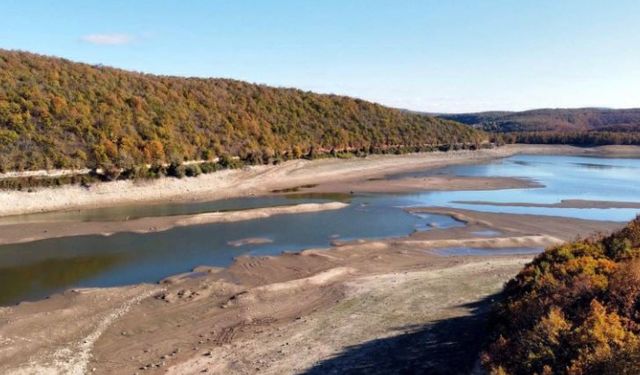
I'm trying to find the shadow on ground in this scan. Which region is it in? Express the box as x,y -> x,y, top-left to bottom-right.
303,293 -> 500,375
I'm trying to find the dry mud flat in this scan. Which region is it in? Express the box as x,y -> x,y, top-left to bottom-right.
0,209 -> 622,375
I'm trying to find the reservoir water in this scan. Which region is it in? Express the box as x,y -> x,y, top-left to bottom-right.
397,154 -> 640,221
1,154 -> 640,305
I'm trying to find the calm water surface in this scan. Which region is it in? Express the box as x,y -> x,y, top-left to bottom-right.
1,154 -> 640,305
395,154 -> 640,221
0,195 -> 461,305
0,194 -> 347,225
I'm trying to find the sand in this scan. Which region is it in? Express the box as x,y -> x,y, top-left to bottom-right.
227,237 -> 274,247
0,148 -> 507,217
407,206 -> 623,242
173,202 -> 347,227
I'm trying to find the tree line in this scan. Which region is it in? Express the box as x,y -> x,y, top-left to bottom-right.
493,131 -> 640,146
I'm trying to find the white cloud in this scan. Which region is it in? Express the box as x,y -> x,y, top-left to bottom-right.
81,33 -> 134,45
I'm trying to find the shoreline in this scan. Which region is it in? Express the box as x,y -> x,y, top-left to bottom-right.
452,199 -> 640,209
0,174 -> 539,245
2,144 -> 640,218
0,207 -> 623,374
0,202 -> 348,245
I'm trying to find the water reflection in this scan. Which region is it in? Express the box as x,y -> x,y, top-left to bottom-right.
0,195 -> 455,304
0,195 -> 336,225
400,154 -> 640,221
0,253 -> 123,305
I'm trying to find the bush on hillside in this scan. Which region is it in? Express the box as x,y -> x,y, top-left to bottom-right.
483,217 -> 640,374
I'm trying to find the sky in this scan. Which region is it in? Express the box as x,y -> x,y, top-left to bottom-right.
1,0 -> 639,113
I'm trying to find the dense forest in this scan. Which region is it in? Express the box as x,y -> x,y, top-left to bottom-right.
439,108 -> 640,132
438,108 -> 640,146
0,50 -> 483,173
483,217 -> 640,374
496,131 -> 640,146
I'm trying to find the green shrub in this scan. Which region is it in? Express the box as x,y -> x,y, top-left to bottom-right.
184,164 -> 202,177
167,162 -> 186,178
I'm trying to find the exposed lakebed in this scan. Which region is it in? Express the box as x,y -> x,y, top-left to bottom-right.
1,154 -> 640,305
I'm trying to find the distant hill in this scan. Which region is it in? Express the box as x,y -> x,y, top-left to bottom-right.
0,50 -> 483,172
438,108 -> 640,133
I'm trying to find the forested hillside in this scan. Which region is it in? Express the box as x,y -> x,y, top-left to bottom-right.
439,108 -> 640,133
438,108 -> 640,146
0,50 -> 483,172
483,218 -> 640,374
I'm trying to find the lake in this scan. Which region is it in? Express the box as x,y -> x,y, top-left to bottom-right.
396,154 -> 640,221
1,154 -> 639,305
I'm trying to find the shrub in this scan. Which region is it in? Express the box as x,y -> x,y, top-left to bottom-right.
199,162 -> 220,174
218,154 -> 243,169
167,162 -> 186,178
483,217 -> 640,374
184,164 -> 202,177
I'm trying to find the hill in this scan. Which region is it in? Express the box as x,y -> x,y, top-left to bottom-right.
0,50 -> 483,172
483,217 -> 640,374
438,108 -> 640,133
436,108 -> 640,146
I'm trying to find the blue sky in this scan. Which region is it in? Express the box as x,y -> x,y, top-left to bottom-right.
1,0 -> 639,112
